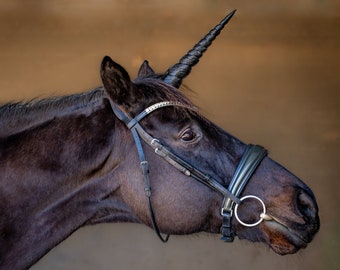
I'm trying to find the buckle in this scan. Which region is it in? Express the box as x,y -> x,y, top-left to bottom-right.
220,210 -> 234,242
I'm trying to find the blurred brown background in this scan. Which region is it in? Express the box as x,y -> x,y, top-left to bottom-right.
0,1 -> 339,269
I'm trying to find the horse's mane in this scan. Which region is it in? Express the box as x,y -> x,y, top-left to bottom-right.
0,77 -> 199,138
0,76 -> 194,122
0,88 -> 105,121
0,87 -> 105,137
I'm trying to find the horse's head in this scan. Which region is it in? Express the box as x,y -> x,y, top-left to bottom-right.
99,10 -> 319,255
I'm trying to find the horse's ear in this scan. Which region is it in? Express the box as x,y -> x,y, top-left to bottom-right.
137,60 -> 155,78
100,56 -> 135,105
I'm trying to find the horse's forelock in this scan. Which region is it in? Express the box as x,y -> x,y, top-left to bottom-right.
134,77 -> 194,106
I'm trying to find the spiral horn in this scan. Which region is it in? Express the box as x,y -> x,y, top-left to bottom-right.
163,10 -> 236,88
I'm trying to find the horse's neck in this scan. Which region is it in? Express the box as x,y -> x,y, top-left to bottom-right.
0,91 -> 136,269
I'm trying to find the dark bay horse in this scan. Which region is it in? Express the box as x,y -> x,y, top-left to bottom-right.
0,10 -> 319,270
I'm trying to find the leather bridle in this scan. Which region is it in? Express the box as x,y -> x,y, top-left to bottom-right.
108,99 -> 268,242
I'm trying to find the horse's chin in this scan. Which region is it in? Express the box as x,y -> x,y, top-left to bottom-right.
263,219 -> 308,255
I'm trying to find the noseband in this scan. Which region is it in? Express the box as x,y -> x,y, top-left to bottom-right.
108,99 -> 267,242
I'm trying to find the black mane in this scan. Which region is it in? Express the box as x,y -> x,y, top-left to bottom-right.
0,88 -> 105,121
0,88 -> 105,137
0,77 -> 198,138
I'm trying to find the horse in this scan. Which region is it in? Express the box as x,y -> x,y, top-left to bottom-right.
0,10 -> 319,270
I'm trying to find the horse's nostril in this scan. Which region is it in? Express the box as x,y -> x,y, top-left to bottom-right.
297,190 -> 317,220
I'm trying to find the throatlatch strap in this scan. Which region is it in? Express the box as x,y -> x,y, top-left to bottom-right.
130,127 -> 169,243
108,101 -> 170,242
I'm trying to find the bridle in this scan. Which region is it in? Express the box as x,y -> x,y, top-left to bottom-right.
102,10 -> 268,243
108,99 -> 268,242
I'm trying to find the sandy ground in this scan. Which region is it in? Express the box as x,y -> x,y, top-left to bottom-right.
0,1 -> 339,269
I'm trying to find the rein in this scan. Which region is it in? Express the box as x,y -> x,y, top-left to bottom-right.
108,99 -> 267,242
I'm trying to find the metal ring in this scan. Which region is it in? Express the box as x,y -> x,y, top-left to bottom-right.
234,195 -> 266,227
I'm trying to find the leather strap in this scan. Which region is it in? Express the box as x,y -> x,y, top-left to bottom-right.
220,144 -> 267,242
131,127 -> 170,242
108,101 -> 169,242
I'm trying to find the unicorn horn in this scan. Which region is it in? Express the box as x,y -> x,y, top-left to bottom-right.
163,10 -> 236,88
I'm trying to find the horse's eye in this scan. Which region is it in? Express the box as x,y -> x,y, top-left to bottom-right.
181,129 -> 196,142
